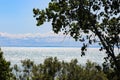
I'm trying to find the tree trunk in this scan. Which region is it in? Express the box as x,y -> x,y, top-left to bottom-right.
92,23 -> 120,77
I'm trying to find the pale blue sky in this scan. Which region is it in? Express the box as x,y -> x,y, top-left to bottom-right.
0,0 -> 51,34
0,0 -> 97,47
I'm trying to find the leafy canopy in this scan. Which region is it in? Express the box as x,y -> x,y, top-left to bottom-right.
33,0 -> 120,75
33,0 -> 119,50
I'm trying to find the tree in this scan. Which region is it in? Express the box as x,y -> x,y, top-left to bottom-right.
33,0 -> 120,76
0,48 -> 13,80
13,57 -> 108,80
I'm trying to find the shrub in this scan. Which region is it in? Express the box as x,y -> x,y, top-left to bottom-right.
12,57 -> 108,80
0,48 -> 13,80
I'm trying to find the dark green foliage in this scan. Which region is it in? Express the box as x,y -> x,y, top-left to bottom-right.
12,57 -> 109,80
0,49 -> 13,80
33,0 -> 120,76
102,54 -> 120,80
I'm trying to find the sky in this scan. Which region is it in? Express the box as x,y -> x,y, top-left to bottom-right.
0,0 -> 84,47
0,0 -> 51,34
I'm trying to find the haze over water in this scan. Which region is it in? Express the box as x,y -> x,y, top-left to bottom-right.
2,47 -> 117,66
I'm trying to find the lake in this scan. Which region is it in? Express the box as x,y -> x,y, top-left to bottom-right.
1,47 -> 118,65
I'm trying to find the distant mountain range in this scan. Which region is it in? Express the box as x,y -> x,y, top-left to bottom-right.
0,32 -> 100,47
0,32 -> 82,47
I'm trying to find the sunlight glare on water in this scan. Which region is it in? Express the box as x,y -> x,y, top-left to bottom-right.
2,47 -> 118,65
